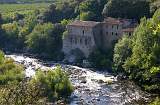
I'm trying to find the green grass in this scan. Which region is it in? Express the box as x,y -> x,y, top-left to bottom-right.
0,3 -> 49,16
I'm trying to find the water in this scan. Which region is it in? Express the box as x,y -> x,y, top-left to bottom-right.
5,54 -> 151,105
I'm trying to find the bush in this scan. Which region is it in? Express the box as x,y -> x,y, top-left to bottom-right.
32,66 -> 73,100
0,52 -> 73,104
150,97 -> 160,105
0,81 -> 47,105
88,48 -> 112,69
0,50 -> 24,85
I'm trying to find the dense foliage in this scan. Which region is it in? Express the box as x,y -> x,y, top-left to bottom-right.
102,0 -> 150,21
26,23 -> 64,59
79,0 -> 108,21
0,50 -> 73,104
88,48 -> 112,69
114,9 -> 160,92
0,0 -> 160,104
150,97 -> 160,105
0,51 -> 24,85
32,66 -> 73,100
0,3 -> 48,18
0,0 -> 158,60
0,0 -> 55,3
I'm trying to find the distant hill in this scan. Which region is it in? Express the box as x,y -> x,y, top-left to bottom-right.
0,0 -> 56,3
0,0 -> 16,3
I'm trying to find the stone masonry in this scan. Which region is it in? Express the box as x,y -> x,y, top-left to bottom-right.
63,17 -> 137,58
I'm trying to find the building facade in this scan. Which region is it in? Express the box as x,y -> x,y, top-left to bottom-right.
63,17 -> 137,58
62,21 -> 102,58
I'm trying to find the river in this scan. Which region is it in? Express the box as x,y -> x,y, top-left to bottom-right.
5,53 -> 151,105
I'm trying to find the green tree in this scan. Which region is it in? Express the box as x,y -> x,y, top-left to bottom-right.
80,11 -> 94,21
0,51 -> 73,104
113,35 -> 132,72
114,9 -> 160,92
102,0 -> 150,21
2,22 -> 20,50
26,23 -> 64,59
0,13 -> 2,25
79,0 -> 108,21
88,49 -> 112,69
41,2 -> 77,23
32,66 -> 73,100
12,12 -> 24,21
0,50 -> 24,85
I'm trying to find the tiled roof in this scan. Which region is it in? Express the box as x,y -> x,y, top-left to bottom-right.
104,17 -> 122,25
68,20 -> 100,27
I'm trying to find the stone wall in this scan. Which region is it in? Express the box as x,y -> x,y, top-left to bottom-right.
63,18 -> 137,59
101,23 -> 123,51
63,25 -> 97,58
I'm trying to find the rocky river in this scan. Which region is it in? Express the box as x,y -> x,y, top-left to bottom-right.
5,53 -> 152,105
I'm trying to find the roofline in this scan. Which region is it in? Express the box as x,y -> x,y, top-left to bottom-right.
68,20 -> 101,27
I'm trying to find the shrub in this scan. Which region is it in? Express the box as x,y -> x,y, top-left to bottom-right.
32,66 -> 73,100
0,51 -> 24,85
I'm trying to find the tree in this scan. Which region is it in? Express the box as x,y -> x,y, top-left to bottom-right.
114,9 -> 160,92
0,81 -> 47,105
113,35 -> 132,72
12,12 -> 24,21
102,0 -> 150,21
42,2 -> 77,23
0,50 -> 24,85
0,50 -> 73,104
32,66 -> 73,100
0,13 -> 2,25
26,23 -> 65,59
88,48 -> 112,69
80,11 -> 95,21
1,22 -> 20,50
42,4 -> 60,23
79,0 -> 108,21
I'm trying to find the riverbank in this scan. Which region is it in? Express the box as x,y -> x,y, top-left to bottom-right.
5,53 -> 153,105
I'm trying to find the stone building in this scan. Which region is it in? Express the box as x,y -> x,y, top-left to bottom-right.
62,21 -> 102,59
101,17 -> 137,49
63,17 -> 137,59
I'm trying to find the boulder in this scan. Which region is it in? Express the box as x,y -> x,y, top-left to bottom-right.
81,79 -> 87,83
98,79 -> 105,84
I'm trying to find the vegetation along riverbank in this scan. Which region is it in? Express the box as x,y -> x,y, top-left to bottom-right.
0,0 -> 160,104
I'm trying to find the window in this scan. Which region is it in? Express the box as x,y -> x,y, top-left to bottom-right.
80,38 -> 82,44
112,32 -> 114,35
75,37 -> 77,44
115,33 -> 118,36
85,39 -> 87,45
117,25 -> 119,30
70,28 -> 72,33
112,25 -> 114,29
106,32 -> 108,35
70,37 -> 72,44
83,30 -> 85,35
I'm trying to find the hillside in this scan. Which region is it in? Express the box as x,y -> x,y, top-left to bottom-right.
0,0 -> 56,3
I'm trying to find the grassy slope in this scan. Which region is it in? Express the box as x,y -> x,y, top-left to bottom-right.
0,3 -> 49,13
0,0 -> 55,3
0,3 -> 49,17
